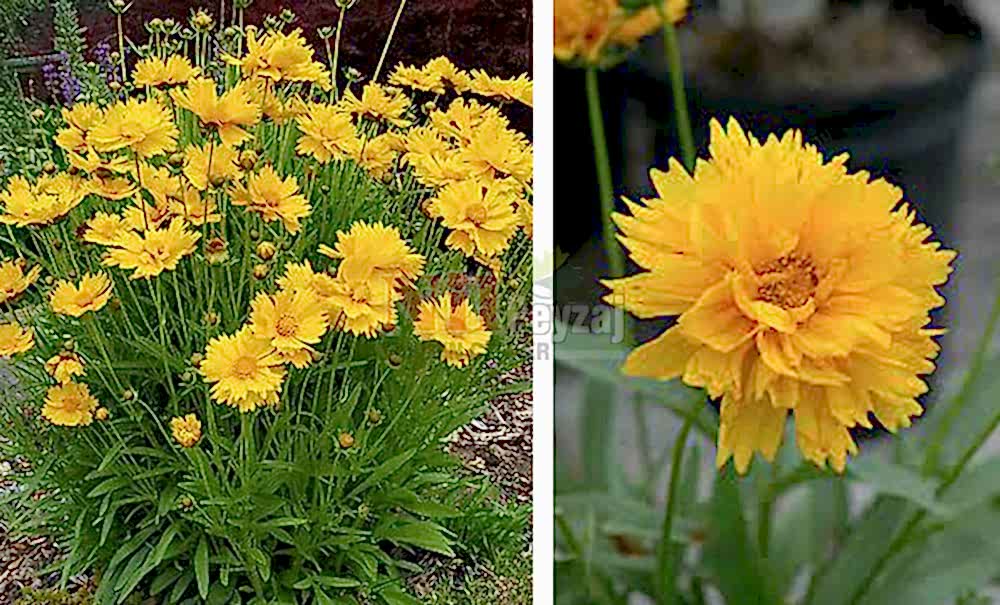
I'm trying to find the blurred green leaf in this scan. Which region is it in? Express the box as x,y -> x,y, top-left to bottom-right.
849,457 -> 951,517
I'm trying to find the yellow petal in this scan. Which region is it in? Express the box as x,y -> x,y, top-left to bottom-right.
793,391 -> 858,473
716,393 -> 787,475
678,277 -> 757,352
622,326 -> 699,380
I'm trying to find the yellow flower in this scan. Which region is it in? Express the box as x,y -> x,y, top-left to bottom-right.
0,260 -> 41,305
45,351 -> 85,384
555,0 -> 689,65
171,78 -> 262,146
276,260 -> 339,310
423,57 -> 473,91
604,118 -> 955,474
430,98 -> 506,144
261,92 -> 308,124
95,407 -> 109,421
201,327 -> 286,412
223,27 -> 330,87
339,83 -> 411,127
0,323 -> 33,357
133,54 -> 200,88
122,199 -> 173,232
182,142 -> 242,190
318,221 -> 425,288
402,128 -> 475,188
50,273 -> 113,317
414,294 -> 491,367
169,189 -> 221,227
327,275 -> 401,338
69,151 -> 136,200
428,179 -> 520,258
231,165 -> 311,233
170,414 -> 202,447
103,220 -> 200,279
469,70 -> 532,107
89,97 -> 179,158
353,133 -> 401,179
0,174 -> 87,227
137,162 -> 183,207
55,103 -> 104,153
390,57 -> 470,94
82,212 -> 133,246
457,114 -> 533,184
295,103 -> 359,164
42,382 -> 99,426
249,289 -> 329,353
518,200 -> 533,239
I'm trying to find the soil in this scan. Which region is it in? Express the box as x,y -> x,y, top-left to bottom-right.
684,4 -> 972,96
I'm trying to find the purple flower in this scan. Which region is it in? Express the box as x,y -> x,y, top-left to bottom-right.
42,52 -> 83,105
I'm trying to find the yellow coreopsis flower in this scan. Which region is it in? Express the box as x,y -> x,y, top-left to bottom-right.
133,54 -> 200,88
0,260 -> 41,305
224,27 -> 330,87
0,173 -> 87,227
295,103 -> 359,164
168,189 -> 221,227
182,142 -> 242,190
68,151 -> 136,200
50,273 -> 113,317
390,57 -> 471,94
414,294 -> 491,367
171,78 -> 262,146
424,57 -> 474,92
469,70 -> 533,107
231,165 -> 311,233
122,199 -> 173,232
200,327 -> 286,412
42,382 -> 99,426
352,133 -> 401,180
45,351 -> 85,384
249,289 -> 329,353
327,275 -> 401,338
261,92 -> 308,124
457,114 -> 533,184
430,99 -> 506,144
604,118 -> 955,474
82,211 -> 133,246
0,323 -> 33,357
103,220 -> 200,279
170,414 -> 202,447
339,83 -> 411,128
318,221 -> 425,288
89,97 -> 179,158
427,179 -> 520,259
554,0 -> 689,65
276,261 -> 339,310
55,103 -> 104,153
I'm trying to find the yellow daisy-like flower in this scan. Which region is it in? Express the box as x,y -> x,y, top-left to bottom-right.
261,92 -> 308,124
430,98 -> 506,144
55,103 -> 104,153
424,57 -> 473,92
390,57 -> 471,94
171,78 -> 262,147
42,382 -> 99,426
0,323 -> 33,357
69,151 -> 136,200
103,220 -> 200,279
414,294 -> 492,367
457,114 -> 533,184
276,261 -> 339,310
554,0 -> 689,65
327,275 -> 401,338
353,133 -> 401,180
427,179 -> 520,259
45,351 -> 85,384
339,83 -> 411,128
170,414 -> 202,447
231,165 -> 311,233
200,327 -> 286,412
89,97 -> 179,158
295,103 -> 359,164
469,70 -> 532,107
182,142 -> 242,190
168,189 -> 221,227
604,118 -> 955,474
223,28 -> 331,87
50,273 -> 114,317
122,199 -> 173,233
81,211 -> 132,246
0,173 -> 87,227
133,54 -> 200,88
318,221 -> 425,288
136,162 -> 183,207
249,289 -> 329,353
0,260 -> 41,305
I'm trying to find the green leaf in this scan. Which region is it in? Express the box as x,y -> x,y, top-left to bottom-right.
346,450 -> 417,498
849,457 -> 951,516
314,576 -> 362,588
377,521 -> 455,557
380,585 -> 421,605
940,456 -> 1000,515
195,536 -> 210,599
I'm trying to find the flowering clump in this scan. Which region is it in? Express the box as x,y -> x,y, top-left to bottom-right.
0,15 -> 531,603
554,0 -> 690,66
605,118 -> 954,473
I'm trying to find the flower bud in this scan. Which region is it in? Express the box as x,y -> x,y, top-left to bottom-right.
203,311 -> 220,325
122,389 -> 136,401
108,81 -> 121,92
367,409 -> 382,424
256,241 -> 276,261
95,407 -> 110,421
42,161 -> 57,174
30,108 -> 44,120
252,263 -> 269,279
387,353 -> 403,369
338,432 -> 355,449
179,495 -> 194,511
239,149 -> 258,170
168,152 -> 185,167
190,352 -> 204,367
205,237 -> 229,264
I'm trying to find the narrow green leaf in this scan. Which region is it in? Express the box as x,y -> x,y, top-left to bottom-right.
195,536 -> 210,599
849,457 -> 951,517
377,521 -> 455,557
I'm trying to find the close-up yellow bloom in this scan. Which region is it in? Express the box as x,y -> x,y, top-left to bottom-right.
50,273 -> 114,317
81,211 -> 133,246
458,114 -> 533,184
390,57 -> 471,94
0,260 -> 41,305
326,274 -> 401,338
42,382 -> 99,427
223,27 -> 331,87
0,323 -> 33,357
89,97 -> 179,158
182,142 -> 242,190
352,134 -> 401,179
0,173 -> 87,227
276,261 -> 339,310
414,294 -> 491,367
231,165 -> 311,233
249,289 -> 329,354
428,179 -> 520,259
339,83 -> 411,128
69,151 -> 136,200
295,103 -> 359,164
45,351 -> 85,384
171,78 -> 262,146
469,70 -> 533,107
200,327 -> 286,412
54,102 -> 104,153
103,220 -> 201,279
133,54 -> 200,88
604,118 -> 955,473
554,0 -> 690,65
318,221 -> 425,288
170,414 -> 202,447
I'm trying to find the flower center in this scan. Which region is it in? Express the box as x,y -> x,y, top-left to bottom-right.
446,313 -> 468,335
119,121 -> 147,143
755,253 -> 819,309
275,314 -> 299,337
233,356 -> 258,379
466,203 -> 488,226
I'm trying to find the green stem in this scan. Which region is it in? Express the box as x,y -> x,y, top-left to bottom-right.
374,0 -> 407,83
584,67 -> 625,279
117,14 -> 127,84
656,418 -> 692,605
655,4 -> 696,172
332,8 -> 346,101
